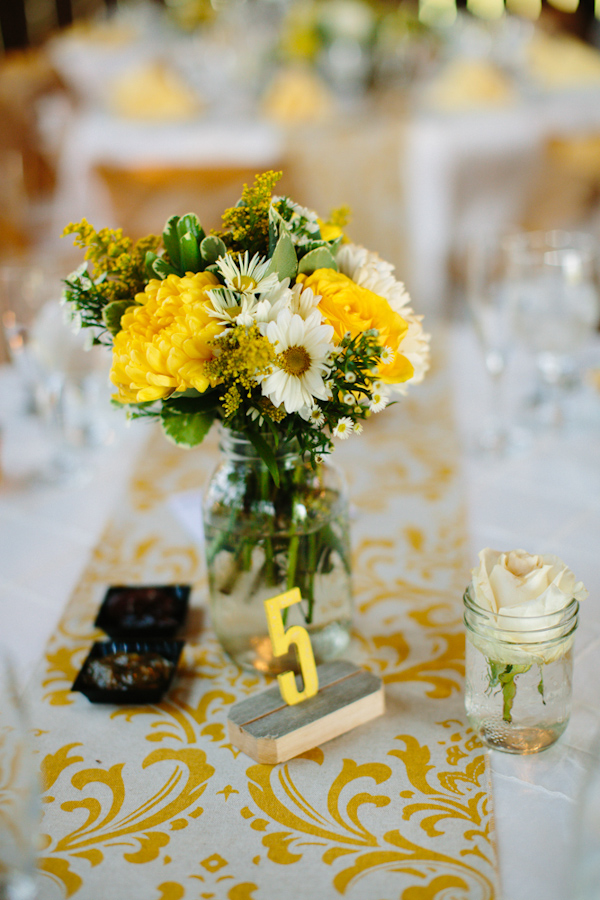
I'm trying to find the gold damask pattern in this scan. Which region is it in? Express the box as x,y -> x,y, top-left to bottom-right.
30,339 -> 498,899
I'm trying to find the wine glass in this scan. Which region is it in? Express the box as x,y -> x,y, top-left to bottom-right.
0,649 -> 40,900
505,230 -> 600,430
465,233 -> 518,454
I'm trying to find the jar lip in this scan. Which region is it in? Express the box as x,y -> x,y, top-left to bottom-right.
463,584 -> 579,623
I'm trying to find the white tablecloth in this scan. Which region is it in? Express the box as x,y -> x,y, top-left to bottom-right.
1,323 -> 600,899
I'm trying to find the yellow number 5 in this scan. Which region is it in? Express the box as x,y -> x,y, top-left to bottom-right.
264,588 -> 319,706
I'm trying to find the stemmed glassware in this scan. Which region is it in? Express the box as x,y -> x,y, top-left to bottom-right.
504,230 -> 600,430
0,260 -> 116,485
465,233 -> 517,454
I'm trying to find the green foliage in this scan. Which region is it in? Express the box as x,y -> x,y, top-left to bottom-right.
266,231 -> 298,280
488,660 -> 532,723
102,300 -> 137,336
200,235 -> 227,264
161,407 -> 216,447
61,221 -> 160,334
297,246 -> 338,275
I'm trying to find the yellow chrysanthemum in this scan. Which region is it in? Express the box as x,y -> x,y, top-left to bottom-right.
298,268 -> 414,385
110,271 -> 223,403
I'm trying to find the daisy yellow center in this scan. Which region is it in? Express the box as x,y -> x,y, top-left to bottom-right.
281,345 -> 311,376
233,275 -> 256,292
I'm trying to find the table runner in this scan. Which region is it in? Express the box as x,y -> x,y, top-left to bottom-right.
31,338 -> 499,900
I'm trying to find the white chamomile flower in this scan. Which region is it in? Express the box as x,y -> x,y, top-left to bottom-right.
290,283 -> 321,320
308,406 -> 325,427
254,279 -> 293,328
272,197 -> 321,246
333,417 -> 354,439
261,310 -> 335,414
343,392 -> 356,406
216,251 -> 280,296
353,421 -> 363,435
345,371 -> 356,384
204,288 -> 259,327
369,388 -> 389,413
379,346 -> 395,365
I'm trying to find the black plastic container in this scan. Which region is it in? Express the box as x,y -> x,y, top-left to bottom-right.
95,585 -> 190,639
71,639 -> 185,704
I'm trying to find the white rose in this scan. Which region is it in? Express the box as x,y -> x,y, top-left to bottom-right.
467,548 -> 587,665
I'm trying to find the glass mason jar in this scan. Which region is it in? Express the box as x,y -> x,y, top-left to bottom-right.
463,583 -> 579,753
202,430 -> 353,674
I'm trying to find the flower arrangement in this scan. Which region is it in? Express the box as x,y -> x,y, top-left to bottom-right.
62,170 -> 429,671
62,170 -> 429,481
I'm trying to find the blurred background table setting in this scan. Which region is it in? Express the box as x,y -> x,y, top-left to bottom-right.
1,0 -> 600,897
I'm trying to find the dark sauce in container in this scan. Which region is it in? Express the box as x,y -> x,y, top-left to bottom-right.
95,585 -> 190,638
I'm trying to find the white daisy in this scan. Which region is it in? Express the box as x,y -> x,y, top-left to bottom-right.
369,387 -> 390,413
307,406 -> 325,427
333,417 -> 354,439
261,310 -> 334,414
343,392 -> 356,406
353,421 -> 363,435
345,371 -> 356,384
289,283 -> 321,320
254,279 -> 293,328
379,346 -> 395,365
204,288 -> 260,327
215,251 -> 280,296
271,197 -> 321,246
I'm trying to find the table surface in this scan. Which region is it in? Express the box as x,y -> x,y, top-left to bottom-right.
1,322 -> 600,900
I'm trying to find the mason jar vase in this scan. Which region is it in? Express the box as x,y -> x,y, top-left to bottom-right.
463,583 -> 579,753
202,431 -> 354,675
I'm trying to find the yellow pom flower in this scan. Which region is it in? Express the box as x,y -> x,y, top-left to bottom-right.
110,271 -> 223,403
298,268 -> 414,385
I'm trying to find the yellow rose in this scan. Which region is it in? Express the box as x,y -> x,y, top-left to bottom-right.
298,268 -> 414,384
110,271 -> 222,403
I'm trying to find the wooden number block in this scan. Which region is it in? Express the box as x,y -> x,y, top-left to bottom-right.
227,660 -> 385,764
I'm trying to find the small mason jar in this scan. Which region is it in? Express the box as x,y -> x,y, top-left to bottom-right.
203,430 -> 354,675
463,583 -> 579,753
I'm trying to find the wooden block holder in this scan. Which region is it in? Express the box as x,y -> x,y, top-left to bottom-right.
227,660 -> 385,764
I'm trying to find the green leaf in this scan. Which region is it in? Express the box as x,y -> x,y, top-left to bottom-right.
145,250 -> 159,279
267,232 -> 297,280
161,409 -> 215,447
180,232 -> 202,273
297,246 -> 338,275
246,430 -> 280,486
200,235 -> 227,265
164,392 -> 219,414
162,215 -> 181,270
169,388 -> 204,399
177,213 -> 204,243
152,258 -> 179,279
102,300 -> 136,335
489,661 -> 532,723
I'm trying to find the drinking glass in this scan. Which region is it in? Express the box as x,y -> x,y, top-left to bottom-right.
0,261 -> 115,484
505,230 -> 600,429
0,650 -> 40,900
465,233 -> 517,454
